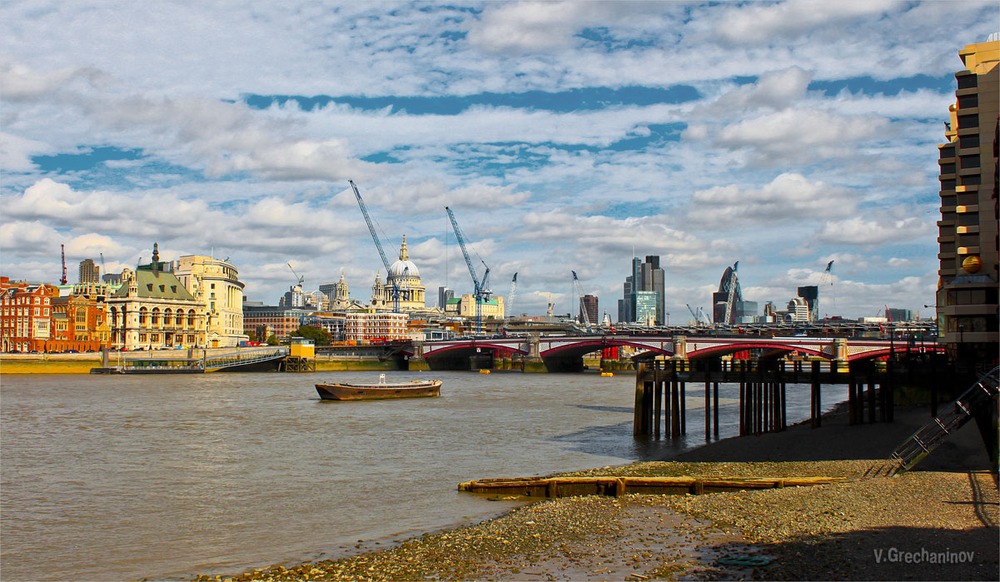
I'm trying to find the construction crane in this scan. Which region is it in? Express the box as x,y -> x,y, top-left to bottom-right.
686,304 -> 708,327
445,206 -> 491,334
820,260 -> 835,318
572,270 -> 592,331
286,262 -> 304,286
349,180 -> 401,312
60,244 -> 67,285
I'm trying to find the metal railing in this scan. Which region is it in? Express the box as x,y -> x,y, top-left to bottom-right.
869,366 -> 999,477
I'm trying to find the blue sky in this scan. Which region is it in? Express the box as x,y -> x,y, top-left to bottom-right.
1,0 -> 997,321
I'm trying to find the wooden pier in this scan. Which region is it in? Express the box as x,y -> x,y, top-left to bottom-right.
634,358 -> 912,439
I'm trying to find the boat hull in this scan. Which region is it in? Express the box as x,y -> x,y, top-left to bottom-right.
315,380 -> 442,401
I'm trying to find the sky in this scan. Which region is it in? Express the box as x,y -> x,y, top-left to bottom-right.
1,1 -> 997,323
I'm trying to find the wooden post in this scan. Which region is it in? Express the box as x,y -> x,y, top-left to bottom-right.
781,382 -> 788,430
653,369 -> 662,439
739,363 -> 747,436
713,381 -> 720,439
662,364 -> 671,438
811,360 -> 821,428
679,377 -> 687,435
704,373 -> 711,442
868,375 -> 877,424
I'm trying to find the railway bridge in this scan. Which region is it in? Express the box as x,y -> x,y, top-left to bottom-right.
407,334 -> 942,372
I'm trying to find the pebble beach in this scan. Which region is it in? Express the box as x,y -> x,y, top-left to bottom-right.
195,403 -> 999,581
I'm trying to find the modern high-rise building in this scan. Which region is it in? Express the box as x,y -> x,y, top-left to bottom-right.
78,259 -> 99,284
797,286 -> 819,322
713,262 -> 759,325
617,255 -> 665,324
936,36 -> 999,365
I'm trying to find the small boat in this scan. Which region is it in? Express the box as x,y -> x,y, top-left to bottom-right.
315,374 -> 442,401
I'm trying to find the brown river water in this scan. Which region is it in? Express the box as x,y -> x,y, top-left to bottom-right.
0,371 -> 844,581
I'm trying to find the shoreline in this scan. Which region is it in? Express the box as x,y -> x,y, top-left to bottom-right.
195,403 -> 998,581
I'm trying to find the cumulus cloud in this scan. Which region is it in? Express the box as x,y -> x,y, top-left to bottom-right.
714,109 -> 886,163
817,216 -> 933,246
0,58 -> 107,101
688,172 -> 854,225
711,0 -> 904,45
467,0 -> 669,53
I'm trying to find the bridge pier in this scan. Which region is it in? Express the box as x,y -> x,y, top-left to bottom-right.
407,356 -> 430,372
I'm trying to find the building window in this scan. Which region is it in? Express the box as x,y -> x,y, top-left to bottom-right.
956,74 -> 977,89
940,163 -> 956,174
957,94 -> 978,110
957,114 -> 979,129
960,135 -> 980,149
959,155 -> 981,169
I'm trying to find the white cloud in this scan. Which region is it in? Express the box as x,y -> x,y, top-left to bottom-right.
688,172 -> 854,225
817,216 -> 933,246
711,0 -> 905,45
714,109 -> 887,163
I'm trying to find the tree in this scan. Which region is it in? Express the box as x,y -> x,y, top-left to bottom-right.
291,325 -> 331,346
266,334 -> 279,346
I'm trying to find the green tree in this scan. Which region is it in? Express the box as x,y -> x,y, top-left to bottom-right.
291,325 -> 332,346
266,334 -> 279,346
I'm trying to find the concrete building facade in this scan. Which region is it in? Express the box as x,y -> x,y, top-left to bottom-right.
936,36 -> 999,365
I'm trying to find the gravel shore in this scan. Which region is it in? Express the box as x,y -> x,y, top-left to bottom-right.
196,406 -> 999,581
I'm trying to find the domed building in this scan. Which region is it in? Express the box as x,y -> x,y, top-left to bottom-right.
370,236 -> 426,311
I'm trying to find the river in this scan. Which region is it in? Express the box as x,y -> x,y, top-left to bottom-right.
0,371 -> 846,581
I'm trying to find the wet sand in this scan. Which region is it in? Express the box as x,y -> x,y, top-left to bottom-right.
196,403 -> 998,581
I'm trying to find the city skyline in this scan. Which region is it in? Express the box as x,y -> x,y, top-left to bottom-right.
2,1 -> 997,320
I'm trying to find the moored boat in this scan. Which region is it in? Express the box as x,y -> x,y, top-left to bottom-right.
315,374 -> 442,401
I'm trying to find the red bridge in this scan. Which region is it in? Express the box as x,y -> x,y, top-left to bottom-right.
408,334 -> 942,372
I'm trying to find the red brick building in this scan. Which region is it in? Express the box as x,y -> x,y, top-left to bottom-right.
0,277 -> 59,353
49,294 -> 108,352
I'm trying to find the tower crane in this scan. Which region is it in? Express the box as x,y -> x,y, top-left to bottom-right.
820,260 -> 835,318
572,270 -> 592,331
686,304 -> 708,327
287,262 -> 305,286
60,244 -> 67,285
445,206 -> 491,335
349,180 -> 401,312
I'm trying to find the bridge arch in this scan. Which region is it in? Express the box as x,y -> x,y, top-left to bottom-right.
686,342 -> 830,361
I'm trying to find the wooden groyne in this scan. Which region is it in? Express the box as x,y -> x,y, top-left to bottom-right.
458,475 -> 845,499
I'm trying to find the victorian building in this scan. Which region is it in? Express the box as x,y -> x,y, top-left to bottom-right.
172,254 -> 246,347
0,278 -> 57,353
106,244 -> 207,350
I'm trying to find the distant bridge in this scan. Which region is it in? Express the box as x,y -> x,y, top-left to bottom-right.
409,334 -> 943,372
